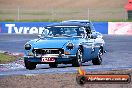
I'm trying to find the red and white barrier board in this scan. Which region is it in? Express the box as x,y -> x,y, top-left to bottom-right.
108,22 -> 132,35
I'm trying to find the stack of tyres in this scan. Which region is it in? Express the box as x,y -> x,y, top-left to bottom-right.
125,0 -> 132,20
128,10 -> 132,20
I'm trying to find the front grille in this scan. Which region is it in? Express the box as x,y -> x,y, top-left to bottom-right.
32,48 -> 64,55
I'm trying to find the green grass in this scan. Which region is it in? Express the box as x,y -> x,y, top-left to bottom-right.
0,53 -> 18,64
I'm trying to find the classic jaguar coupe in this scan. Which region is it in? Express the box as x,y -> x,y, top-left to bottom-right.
24,21 -> 105,70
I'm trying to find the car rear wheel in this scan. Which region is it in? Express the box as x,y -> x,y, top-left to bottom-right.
49,63 -> 58,68
72,48 -> 83,67
92,48 -> 102,65
24,60 -> 36,70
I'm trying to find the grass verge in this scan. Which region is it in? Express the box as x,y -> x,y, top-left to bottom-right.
0,53 -> 18,64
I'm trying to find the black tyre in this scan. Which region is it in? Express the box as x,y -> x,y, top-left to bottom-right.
72,48 -> 83,67
49,63 -> 58,68
24,60 -> 36,70
92,48 -> 102,65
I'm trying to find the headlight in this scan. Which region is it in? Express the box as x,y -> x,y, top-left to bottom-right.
24,44 -> 31,50
66,43 -> 74,50
28,52 -> 34,56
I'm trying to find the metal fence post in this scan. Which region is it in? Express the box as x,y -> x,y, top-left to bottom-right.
88,8 -> 90,20
125,10 -> 128,21
51,9 -> 54,21
17,7 -> 20,21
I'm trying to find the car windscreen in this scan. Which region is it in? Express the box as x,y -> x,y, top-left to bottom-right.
44,26 -> 85,37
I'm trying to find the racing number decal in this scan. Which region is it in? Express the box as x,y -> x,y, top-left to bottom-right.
41,57 -> 55,62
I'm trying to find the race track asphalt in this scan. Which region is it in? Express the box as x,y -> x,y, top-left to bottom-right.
0,34 -> 132,76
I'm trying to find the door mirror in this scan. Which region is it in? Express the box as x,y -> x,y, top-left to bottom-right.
97,35 -> 103,38
43,29 -> 49,37
96,32 -> 103,38
91,35 -> 97,39
38,34 -> 44,38
39,29 -> 49,38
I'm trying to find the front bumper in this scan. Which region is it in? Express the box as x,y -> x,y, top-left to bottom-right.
24,54 -> 76,63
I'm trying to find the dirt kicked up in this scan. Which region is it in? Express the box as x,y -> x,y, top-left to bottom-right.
0,69 -> 132,88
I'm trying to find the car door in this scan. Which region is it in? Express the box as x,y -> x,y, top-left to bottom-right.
82,37 -> 94,62
89,38 -> 96,59
83,26 -> 96,61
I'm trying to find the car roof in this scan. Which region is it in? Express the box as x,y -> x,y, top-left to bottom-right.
47,22 -> 89,27
62,20 -> 93,27
63,20 -> 90,22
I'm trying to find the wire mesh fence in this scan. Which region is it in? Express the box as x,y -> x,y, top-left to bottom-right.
0,8 -> 128,21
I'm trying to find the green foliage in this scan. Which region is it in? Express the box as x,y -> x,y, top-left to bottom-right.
0,53 -> 18,64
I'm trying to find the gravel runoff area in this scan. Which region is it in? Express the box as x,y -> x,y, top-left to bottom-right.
0,69 -> 132,88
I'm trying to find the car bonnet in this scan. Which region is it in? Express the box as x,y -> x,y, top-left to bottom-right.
32,38 -> 74,49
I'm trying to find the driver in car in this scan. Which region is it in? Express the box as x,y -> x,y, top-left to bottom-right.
85,26 -> 92,38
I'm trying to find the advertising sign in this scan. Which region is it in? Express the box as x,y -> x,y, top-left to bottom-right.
0,22 -> 108,34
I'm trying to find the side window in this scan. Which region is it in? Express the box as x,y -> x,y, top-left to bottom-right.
77,27 -> 85,36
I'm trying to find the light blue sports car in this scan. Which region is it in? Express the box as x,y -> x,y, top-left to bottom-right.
24,22 -> 105,70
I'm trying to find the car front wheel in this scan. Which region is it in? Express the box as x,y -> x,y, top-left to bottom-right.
24,60 -> 36,70
72,48 -> 83,67
92,48 -> 102,65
